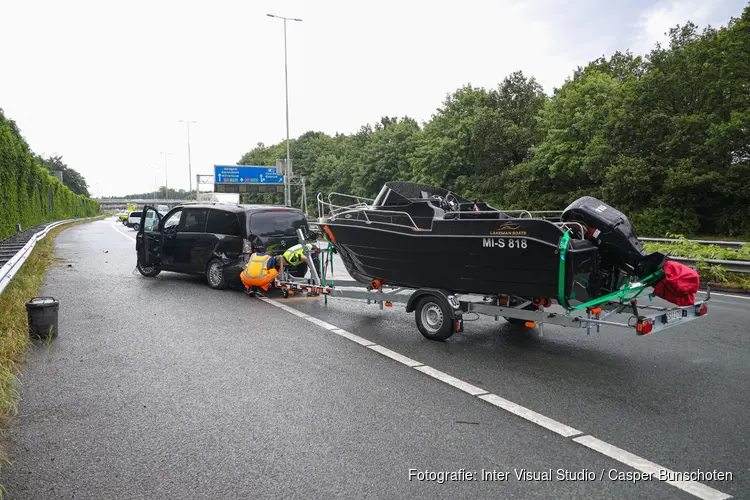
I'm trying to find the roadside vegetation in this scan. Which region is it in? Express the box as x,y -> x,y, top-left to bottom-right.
0,109 -> 98,241
644,235 -> 750,291
235,5 -> 749,240
0,218 -> 103,466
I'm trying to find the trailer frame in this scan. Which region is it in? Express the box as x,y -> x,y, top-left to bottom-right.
270,230 -> 711,341
273,276 -> 711,341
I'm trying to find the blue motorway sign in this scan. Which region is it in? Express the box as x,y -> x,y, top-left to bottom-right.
214,165 -> 284,184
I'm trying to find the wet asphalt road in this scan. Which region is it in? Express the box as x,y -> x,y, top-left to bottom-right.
1,217 -> 747,499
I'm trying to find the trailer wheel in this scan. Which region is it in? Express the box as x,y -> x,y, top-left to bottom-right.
415,296 -> 455,341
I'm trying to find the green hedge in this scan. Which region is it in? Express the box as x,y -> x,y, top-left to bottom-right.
0,110 -> 98,240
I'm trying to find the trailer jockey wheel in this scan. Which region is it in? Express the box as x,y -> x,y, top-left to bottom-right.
415,296 -> 455,341
282,288 -> 289,299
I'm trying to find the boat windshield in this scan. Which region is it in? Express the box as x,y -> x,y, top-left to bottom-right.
372,184 -> 410,207
374,181 -> 472,206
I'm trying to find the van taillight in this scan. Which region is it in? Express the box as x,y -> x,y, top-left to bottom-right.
243,239 -> 252,254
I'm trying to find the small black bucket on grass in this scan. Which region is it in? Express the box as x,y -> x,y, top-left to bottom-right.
25,297 -> 59,340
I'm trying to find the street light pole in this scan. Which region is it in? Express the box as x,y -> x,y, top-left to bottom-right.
160,152 -> 169,201
179,120 -> 196,198
150,166 -> 157,201
267,13 -> 302,207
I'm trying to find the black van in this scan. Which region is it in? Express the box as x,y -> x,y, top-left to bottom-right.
135,203 -> 319,290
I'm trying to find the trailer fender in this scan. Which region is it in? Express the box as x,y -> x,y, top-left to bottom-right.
406,289 -> 462,319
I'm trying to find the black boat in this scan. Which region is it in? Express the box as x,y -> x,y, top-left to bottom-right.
316,181 -> 665,307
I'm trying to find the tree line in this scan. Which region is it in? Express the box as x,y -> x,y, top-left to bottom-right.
101,188 -> 200,200
237,5 -> 749,237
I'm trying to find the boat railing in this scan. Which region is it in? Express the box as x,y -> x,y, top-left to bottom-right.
317,192 -> 421,229
317,192 -> 577,234
557,222 -> 587,239
359,209 -> 420,229
317,192 -> 372,219
327,192 -> 375,206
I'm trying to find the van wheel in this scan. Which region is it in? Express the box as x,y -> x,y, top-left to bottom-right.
415,296 -> 455,341
137,257 -> 161,277
206,259 -> 227,290
133,223 -> 140,231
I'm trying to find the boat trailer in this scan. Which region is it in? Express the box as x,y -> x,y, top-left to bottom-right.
272,231 -> 711,341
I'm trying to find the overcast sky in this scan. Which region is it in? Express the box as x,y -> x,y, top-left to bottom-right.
1,0 -> 745,198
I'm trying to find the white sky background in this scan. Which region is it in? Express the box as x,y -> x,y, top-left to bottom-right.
0,0 -> 745,198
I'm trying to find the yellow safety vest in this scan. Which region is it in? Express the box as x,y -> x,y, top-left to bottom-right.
242,253 -> 273,280
282,244 -> 312,266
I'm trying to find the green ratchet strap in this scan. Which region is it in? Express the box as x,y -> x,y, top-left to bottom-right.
557,230 -> 667,312
557,231 -> 571,310
568,268 -> 665,312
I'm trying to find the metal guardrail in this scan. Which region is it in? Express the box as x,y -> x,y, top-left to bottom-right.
641,237 -> 747,248
0,217 -> 97,296
669,256 -> 750,274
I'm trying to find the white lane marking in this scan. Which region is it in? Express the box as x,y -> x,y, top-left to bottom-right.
478,394 -> 582,438
259,298 -> 299,313
112,223 -> 135,241
280,307 -> 309,319
414,365 -> 488,396
367,344 -> 423,368
304,316 -> 339,330
256,296 -> 733,500
260,297 -> 287,308
697,290 -> 750,300
573,435 -> 732,500
331,328 -> 376,346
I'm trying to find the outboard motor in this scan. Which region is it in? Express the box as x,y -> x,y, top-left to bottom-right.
561,196 -> 665,279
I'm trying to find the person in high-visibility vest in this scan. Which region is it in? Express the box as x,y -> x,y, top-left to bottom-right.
280,243 -> 315,278
240,252 -> 280,295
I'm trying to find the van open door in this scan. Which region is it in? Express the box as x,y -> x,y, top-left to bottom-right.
136,206 -> 163,269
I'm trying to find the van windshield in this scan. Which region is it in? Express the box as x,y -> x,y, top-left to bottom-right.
249,211 -> 307,238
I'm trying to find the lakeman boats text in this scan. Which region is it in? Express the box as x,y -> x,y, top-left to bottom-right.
408,468 -> 733,484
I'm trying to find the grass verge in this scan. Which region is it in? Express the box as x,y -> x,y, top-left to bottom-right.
0,217 -> 104,463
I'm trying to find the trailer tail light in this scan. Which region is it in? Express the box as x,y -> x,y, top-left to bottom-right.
384,301 -> 392,307
524,321 -> 536,328
695,303 -> 708,316
636,319 -> 653,335
591,307 -> 602,315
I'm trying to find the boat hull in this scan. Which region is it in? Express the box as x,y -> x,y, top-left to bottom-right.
322,218 -> 599,302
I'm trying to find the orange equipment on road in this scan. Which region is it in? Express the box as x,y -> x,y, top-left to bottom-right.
240,253 -> 279,293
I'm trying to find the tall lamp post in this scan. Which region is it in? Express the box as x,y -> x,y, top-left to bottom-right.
267,13 -> 302,207
159,152 -> 169,201
150,166 -> 159,201
179,120 -> 196,198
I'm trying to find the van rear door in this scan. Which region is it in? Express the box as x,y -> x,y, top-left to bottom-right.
248,209 -> 309,255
